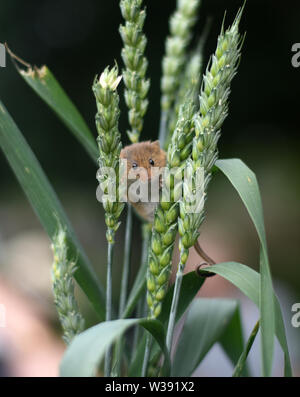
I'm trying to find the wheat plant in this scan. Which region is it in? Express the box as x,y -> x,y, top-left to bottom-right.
0,0 -> 292,379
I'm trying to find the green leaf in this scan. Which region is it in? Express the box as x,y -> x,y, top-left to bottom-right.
201,262 -> 292,376
219,305 -> 249,377
274,298 -> 292,377
14,62 -> 98,163
0,101 -> 105,319
172,298 -> 239,376
216,158 -> 275,376
159,270 -> 205,325
60,318 -> 170,377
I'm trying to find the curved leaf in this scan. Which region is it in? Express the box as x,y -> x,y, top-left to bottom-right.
201,262 -> 292,376
160,270 -> 206,325
216,158 -> 275,376
11,58 -> 98,163
172,298 -> 239,376
219,305 -> 249,376
60,318 -> 170,377
0,101 -> 105,319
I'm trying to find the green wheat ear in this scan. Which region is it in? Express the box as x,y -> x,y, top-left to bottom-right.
166,6 -> 245,352
147,5 -> 245,320
51,227 -> 85,345
93,66 -> 125,244
166,47 -> 203,148
161,0 -> 201,113
179,8 -> 244,249
120,0 -> 150,143
146,100 -> 196,319
167,17 -> 212,145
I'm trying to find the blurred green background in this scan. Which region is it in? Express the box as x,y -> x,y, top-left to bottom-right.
0,0 -> 299,376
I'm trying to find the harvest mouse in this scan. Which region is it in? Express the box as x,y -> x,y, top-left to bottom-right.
119,140 -> 216,266
120,140 -> 166,222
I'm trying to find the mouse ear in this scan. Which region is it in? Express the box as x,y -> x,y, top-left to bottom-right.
151,140 -> 160,149
120,148 -> 127,158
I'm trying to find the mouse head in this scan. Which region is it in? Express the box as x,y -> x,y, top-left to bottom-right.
120,140 -> 166,183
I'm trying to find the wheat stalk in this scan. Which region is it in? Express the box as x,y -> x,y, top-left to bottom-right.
93,66 -> 124,376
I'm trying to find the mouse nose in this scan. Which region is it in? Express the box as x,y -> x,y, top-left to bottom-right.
134,167 -> 148,182
138,174 -> 149,183
137,169 -> 151,183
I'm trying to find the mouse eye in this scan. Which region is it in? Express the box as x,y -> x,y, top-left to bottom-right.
149,159 -> 154,166
132,162 -> 138,169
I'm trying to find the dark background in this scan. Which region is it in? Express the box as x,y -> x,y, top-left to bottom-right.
0,0 -> 299,375
1,0 -> 300,182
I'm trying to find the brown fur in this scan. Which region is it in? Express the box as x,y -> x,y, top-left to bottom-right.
119,141 -> 210,262
120,140 -> 166,182
120,140 -> 166,221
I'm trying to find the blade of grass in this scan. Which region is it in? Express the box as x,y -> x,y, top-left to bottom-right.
172,298 -> 239,376
219,305 -> 249,377
0,100 -> 105,319
200,261 -> 292,377
216,158 -> 275,376
60,318 -> 170,377
7,49 -> 98,164
159,270 -> 205,325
